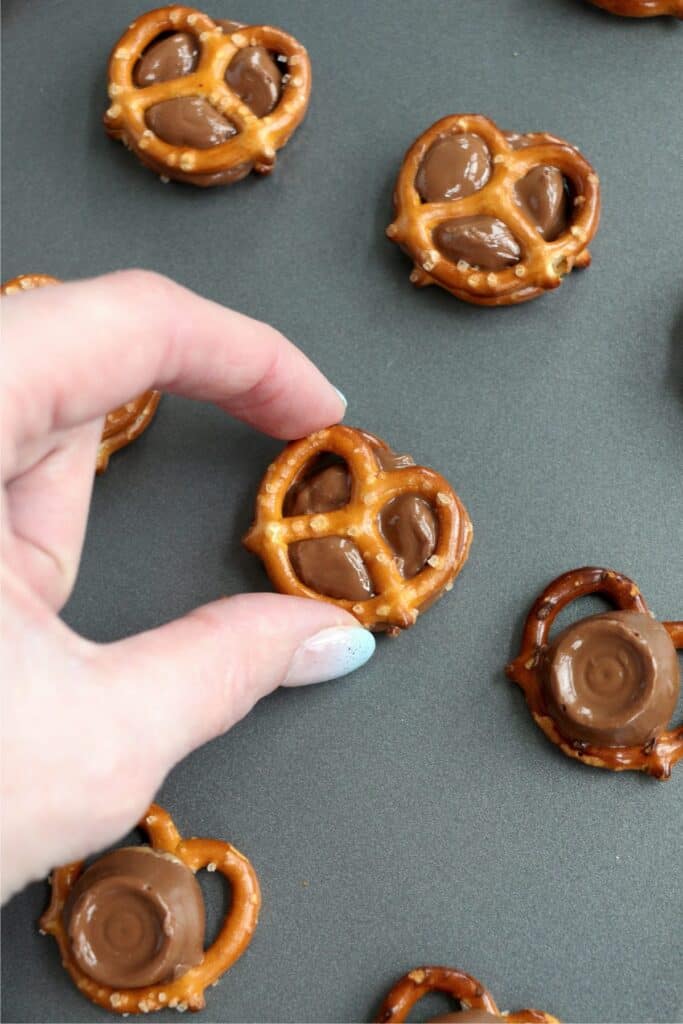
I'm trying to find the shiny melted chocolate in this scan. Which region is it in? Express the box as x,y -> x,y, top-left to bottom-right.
515,165 -> 568,241
434,216 -> 521,270
542,611 -> 680,748
289,537 -> 374,601
226,47 -> 282,117
63,847 -> 205,989
379,494 -> 437,578
134,32 -> 199,87
415,133 -> 492,203
146,97 -> 237,148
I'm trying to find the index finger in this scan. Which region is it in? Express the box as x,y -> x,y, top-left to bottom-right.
1,269 -> 345,454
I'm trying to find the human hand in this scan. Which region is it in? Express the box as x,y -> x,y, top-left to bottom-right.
1,270 -> 375,902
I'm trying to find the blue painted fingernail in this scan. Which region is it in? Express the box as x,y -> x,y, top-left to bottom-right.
283,626 -> 375,687
333,387 -> 347,415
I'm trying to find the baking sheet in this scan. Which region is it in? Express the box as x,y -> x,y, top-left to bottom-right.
1,1 -> 682,1021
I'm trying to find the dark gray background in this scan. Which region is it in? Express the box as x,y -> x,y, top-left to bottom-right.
2,1 -> 682,1021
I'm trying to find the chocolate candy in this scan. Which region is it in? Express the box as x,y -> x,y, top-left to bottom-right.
379,494 -> 437,578
146,97 -> 237,148
541,611 -> 679,748
515,166 -> 568,241
226,47 -> 282,117
63,847 -> 204,989
434,216 -> 521,271
284,458 -> 350,516
429,1013 -> 502,1023
134,32 -> 199,86
289,537 -> 374,601
415,133 -> 492,202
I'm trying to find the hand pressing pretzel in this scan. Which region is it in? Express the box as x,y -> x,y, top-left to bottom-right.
104,6 -> 311,186
587,0 -> 682,16
374,965 -> 559,1023
506,567 -> 682,779
39,804 -> 260,1015
244,426 -> 473,634
1,274 -> 160,472
387,114 -> 601,306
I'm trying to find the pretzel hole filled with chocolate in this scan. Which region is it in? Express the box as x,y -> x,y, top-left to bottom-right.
434,216 -> 521,271
415,132 -> 492,202
134,32 -> 199,86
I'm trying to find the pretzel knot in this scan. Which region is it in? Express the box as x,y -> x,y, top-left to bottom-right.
587,0 -> 682,16
243,426 -> 472,634
506,567 -> 683,779
374,965 -> 559,1023
1,273 -> 160,471
39,804 -> 261,1015
387,114 -> 601,306
104,5 -> 311,185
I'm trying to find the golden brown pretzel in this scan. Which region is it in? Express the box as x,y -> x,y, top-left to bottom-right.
387,114 -> 601,306
104,5 -> 311,185
39,803 -> 260,1015
1,273 -> 161,471
587,0 -> 682,15
244,426 -> 472,634
506,567 -> 683,779
374,966 -> 559,1023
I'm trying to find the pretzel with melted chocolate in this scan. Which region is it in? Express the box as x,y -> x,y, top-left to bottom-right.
375,965 -> 559,1023
1,273 -> 161,472
387,114 -> 601,306
587,0 -> 682,16
244,426 -> 472,634
104,6 -> 311,186
506,567 -> 682,779
40,803 -> 260,1015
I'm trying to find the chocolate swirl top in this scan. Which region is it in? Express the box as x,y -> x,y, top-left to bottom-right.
63,847 -> 205,989
542,610 -> 680,747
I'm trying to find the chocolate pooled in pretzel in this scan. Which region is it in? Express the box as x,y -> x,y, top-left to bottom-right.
387,114 -> 601,306
104,6 -> 311,187
374,965 -> 559,1023
40,804 -> 261,1014
1,274 -> 161,472
506,567 -> 682,778
244,426 -> 472,634
586,0 -> 682,16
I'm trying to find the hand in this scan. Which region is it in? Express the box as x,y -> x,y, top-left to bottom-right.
1,270 -> 375,902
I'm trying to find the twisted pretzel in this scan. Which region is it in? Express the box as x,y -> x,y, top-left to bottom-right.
1,273 -> 161,472
506,567 -> 683,779
587,0 -> 682,15
374,966 -> 559,1023
243,426 -> 472,634
387,114 -> 601,306
104,6 -> 311,185
39,803 -> 260,1015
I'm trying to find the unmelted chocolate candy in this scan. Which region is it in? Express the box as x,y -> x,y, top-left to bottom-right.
516,166 -> 568,241
428,1013 -> 502,1023
415,133 -> 491,203
145,97 -> 237,148
433,216 -> 521,270
289,537 -> 373,601
63,847 -> 204,989
284,459 -> 350,516
134,32 -> 199,86
542,611 -> 680,748
380,494 -> 437,578
226,47 -> 282,117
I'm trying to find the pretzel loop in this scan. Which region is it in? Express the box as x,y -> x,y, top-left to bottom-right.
39,804 -> 260,1015
507,567 -> 683,778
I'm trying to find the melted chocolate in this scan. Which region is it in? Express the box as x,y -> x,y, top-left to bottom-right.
433,216 -> 521,270
416,133 -> 491,202
63,847 -> 204,989
226,47 -> 282,117
134,32 -> 199,86
284,459 -> 350,516
515,166 -> 568,241
146,97 -> 237,148
380,494 -> 437,578
429,1013 -> 502,1023
542,611 -> 680,747
289,537 -> 373,601
374,447 -> 415,471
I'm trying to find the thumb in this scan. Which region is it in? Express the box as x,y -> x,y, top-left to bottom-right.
99,593 -> 375,766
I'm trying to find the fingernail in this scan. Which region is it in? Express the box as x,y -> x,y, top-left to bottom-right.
333,387 -> 347,417
283,626 -> 375,687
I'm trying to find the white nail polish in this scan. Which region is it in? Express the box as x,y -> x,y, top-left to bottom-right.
283,626 -> 375,687
333,387 -> 347,417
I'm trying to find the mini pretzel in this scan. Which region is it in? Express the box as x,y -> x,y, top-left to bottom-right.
387,114 -> 601,306
104,6 -> 311,185
587,0 -> 682,16
506,567 -> 683,779
1,273 -> 161,471
374,966 -> 559,1023
39,803 -> 260,1015
243,426 -> 472,634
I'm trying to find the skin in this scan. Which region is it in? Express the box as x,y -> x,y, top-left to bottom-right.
1,270 -> 362,903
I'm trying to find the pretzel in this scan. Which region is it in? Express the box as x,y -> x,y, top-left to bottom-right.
39,803 -> 260,1015
1,273 -> 161,471
387,114 -> 601,306
506,567 -> 683,779
104,6 -> 311,185
243,426 -> 472,634
374,966 -> 559,1023
587,0 -> 682,16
